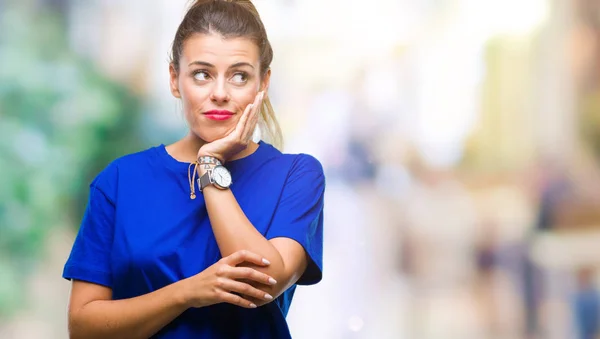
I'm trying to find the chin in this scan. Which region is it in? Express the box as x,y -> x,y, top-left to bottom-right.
193,127 -> 230,143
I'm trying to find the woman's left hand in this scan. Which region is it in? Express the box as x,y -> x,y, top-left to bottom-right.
197,91 -> 264,163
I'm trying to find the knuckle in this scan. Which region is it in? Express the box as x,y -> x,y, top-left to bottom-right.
215,278 -> 226,288
216,266 -> 227,277
215,290 -> 226,301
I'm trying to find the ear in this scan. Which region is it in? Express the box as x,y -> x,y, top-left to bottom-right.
169,63 -> 181,98
260,68 -> 271,95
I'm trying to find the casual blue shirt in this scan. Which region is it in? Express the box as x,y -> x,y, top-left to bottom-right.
63,141 -> 325,338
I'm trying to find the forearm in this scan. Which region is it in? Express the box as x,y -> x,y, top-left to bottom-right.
203,186 -> 287,291
69,281 -> 188,339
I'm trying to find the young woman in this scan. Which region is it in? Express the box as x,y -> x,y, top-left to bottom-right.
62,1 -> 325,338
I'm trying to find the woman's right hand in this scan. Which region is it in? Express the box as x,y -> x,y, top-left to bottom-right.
181,250 -> 277,309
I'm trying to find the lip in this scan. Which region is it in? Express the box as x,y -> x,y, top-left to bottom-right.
203,110 -> 235,121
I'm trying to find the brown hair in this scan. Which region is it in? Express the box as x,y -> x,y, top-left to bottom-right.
170,0 -> 283,149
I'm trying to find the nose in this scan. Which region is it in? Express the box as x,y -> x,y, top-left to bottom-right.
209,78 -> 230,104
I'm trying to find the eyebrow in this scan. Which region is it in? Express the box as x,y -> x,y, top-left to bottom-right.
188,61 -> 255,69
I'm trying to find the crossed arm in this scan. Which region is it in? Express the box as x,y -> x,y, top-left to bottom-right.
67,184 -> 311,339
201,180 -> 310,305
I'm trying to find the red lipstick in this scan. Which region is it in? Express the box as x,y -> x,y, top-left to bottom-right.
203,110 -> 234,121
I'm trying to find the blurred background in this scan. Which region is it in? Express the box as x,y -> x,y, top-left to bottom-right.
1,0 -> 600,338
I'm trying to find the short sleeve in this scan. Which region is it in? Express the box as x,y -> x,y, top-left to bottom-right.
266,154 -> 325,285
62,164 -> 117,288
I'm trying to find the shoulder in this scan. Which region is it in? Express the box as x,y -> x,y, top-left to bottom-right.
90,146 -> 159,196
276,151 -> 325,188
260,142 -> 322,173
285,153 -> 324,175
109,146 -> 158,170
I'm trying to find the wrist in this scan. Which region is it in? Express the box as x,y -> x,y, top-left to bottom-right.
196,163 -> 215,176
197,155 -> 222,165
195,159 -> 233,190
197,151 -> 224,164
175,278 -> 194,309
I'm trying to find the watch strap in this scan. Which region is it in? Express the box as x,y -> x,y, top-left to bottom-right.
198,170 -> 213,191
197,165 -> 232,192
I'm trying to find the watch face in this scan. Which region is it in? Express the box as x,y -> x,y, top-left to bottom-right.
212,166 -> 232,188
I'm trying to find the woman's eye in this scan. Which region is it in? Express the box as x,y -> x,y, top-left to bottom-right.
231,73 -> 247,83
193,71 -> 209,81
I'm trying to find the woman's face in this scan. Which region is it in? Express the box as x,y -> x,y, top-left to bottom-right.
169,32 -> 270,142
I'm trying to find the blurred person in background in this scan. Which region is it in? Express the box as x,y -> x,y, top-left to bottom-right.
573,267 -> 600,339
474,221 -> 500,336
61,1 -> 325,338
524,160 -> 571,338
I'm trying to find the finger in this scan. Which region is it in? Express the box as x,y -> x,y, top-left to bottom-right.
223,123 -> 239,140
253,90 -> 263,107
236,91 -> 262,136
242,98 -> 261,141
223,249 -> 271,267
216,290 -> 257,309
217,278 -> 273,301
248,92 -> 264,139
228,266 -> 278,286
230,102 -> 254,140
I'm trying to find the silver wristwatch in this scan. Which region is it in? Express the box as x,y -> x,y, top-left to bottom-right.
197,164 -> 232,191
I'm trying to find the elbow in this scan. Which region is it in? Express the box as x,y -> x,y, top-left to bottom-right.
252,279 -> 293,308
68,307 -> 99,339
68,313 -> 85,339
253,283 -> 282,307
257,268 -> 300,306
259,257 -> 309,303
242,266 -> 293,307
67,310 -> 92,339
69,332 -> 86,339
267,270 -> 292,295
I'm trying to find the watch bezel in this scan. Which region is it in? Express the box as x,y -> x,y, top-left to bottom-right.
211,165 -> 232,189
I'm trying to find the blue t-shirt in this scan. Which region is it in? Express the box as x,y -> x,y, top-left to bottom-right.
62,141 -> 325,338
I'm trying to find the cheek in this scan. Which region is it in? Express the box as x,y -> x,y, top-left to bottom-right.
233,90 -> 258,110
180,81 -> 209,109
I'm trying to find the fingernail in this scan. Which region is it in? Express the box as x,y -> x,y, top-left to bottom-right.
262,258 -> 271,265
250,303 -> 257,308
264,293 -> 273,300
249,104 -> 254,109
269,278 -> 277,285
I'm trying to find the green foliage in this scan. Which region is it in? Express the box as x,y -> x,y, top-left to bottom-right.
0,5 -> 144,317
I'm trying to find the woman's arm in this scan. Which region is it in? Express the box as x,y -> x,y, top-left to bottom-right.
68,280 -> 187,339
202,184 -> 309,302
67,250 -> 276,339
197,92 -> 324,303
